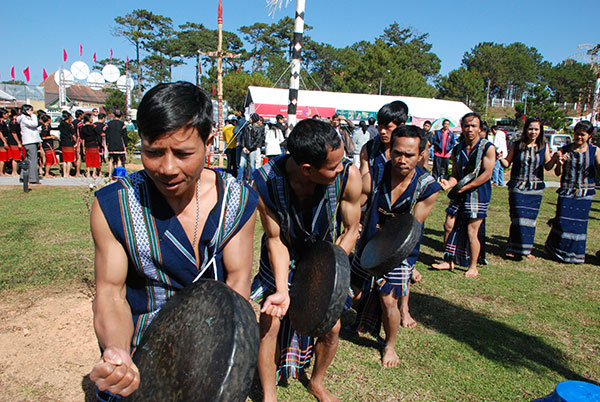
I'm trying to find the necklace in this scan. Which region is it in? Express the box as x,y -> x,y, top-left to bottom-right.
192,179 -> 200,249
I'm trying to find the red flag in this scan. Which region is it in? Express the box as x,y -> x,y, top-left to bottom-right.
126,56 -> 129,69
80,44 -> 83,57
212,84 -> 216,96
43,68 -> 48,81
63,49 -> 67,62
110,48 -> 113,60
93,52 -> 97,64
23,67 -> 30,82
11,66 -> 15,81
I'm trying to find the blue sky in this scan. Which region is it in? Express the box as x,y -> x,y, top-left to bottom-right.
2,0 -> 598,86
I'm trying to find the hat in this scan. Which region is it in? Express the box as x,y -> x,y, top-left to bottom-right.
227,114 -> 237,122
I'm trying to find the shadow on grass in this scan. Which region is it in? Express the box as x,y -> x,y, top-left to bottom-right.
410,292 -> 598,385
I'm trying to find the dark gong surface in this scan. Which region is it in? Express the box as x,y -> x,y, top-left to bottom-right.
124,280 -> 259,402
289,241 -> 350,338
360,213 -> 422,277
448,171 -> 477,200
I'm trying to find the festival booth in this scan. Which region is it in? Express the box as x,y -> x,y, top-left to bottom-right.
244,86 -> 472,130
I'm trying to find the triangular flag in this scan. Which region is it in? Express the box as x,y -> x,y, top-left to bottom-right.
93,52 -> 97,64
23,67 -> 30,82
11,66 -> 15,81
110,48 -> 113,60
212,84 -> 216,96
63,49 -> 67,62
126,56 -> 129,69
43,68 -> 48,81
80,44 -> 83,57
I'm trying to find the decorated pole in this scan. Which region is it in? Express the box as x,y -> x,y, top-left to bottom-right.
287,0 -> 305,128
592,72 -> 600,126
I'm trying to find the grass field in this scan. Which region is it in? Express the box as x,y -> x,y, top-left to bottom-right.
0,184 -> 598,401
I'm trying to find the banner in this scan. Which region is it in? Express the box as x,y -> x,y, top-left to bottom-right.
23,67 -> 30,82
43,68 -> 48,81
11,66 -> 15,81
93,52 -> 97,64
63,49 -> 68,62
80,44 -> 83,57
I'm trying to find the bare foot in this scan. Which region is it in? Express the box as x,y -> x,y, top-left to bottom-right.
431,262 -> 452,270
505,252 -> 515,258
464,267 -> 479,278
307,380 -> 339,402
526,254 -> 536,260
381,345 -> 400,368
411,268 -> 422,283
400,310 -> 417,329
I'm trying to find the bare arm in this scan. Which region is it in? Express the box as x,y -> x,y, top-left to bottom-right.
358,143 -> 370,179
341,116 -> 355,131
543,145 -> 555,170
499,143 -> 515,168
439,152 -> 458,191
459,144 -> 496,193
360,164 -> 372,207
335,165 -> 362,255
222,208 -> 257,300
412,192 -> 439,224
255,192 -> 291,318
89,198 -> 140,397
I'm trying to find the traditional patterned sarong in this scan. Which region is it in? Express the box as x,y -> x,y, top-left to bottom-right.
61,146 -> 75,163
350,164 -> 441,336
506,188 -> 543,256
250,154 -> 351,381
545,195 -> 592,264
8,144 -> 22,161
85,146 -> 101,168
44,148 -> 58,166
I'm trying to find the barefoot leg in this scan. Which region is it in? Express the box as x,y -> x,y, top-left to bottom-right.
399,293 -> 416,329
379,292 -> 401,368
431,262 -> 452,270
411,268 -> 422,282
257,313 -> 280,402
308,321 -> 340,402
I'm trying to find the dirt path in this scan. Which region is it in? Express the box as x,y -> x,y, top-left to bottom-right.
0,284 -> 99,402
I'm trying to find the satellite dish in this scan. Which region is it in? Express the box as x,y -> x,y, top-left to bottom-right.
70,61 -> 90,80
102,64 -> 120,83
53,69 -> 74,87
116,75 -> 135,92
87,72 -> 106,91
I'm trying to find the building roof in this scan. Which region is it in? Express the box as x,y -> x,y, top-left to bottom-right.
42,72 -> 109,106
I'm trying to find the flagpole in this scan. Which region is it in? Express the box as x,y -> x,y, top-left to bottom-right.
287,0 -> 305,129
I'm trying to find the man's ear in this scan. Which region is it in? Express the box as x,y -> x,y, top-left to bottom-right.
299,163 -> 312,177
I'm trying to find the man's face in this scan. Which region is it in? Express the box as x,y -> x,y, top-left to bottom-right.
308,145 -> 345,185
377,121 -> 398,144
462,116 -> 481,142
442,121 -> 450,130
141,126 -> 211,202
391,136 -> 421,177
423,122 -> 431,132
331,116 -> 341,128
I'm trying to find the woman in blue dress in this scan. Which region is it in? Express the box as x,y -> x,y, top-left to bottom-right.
499,117 -> 553,259
545,120 -> 600,264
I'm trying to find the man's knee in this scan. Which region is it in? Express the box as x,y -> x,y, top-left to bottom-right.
319,320 -> 341,345
443,215 -> 455,233
380,292 -> 400,312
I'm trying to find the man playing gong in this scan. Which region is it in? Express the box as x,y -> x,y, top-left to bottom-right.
351,125 -> 441,367
88,82 -> 258,400
251,118 -> 362,402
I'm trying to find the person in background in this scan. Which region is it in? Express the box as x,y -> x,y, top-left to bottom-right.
124,116 -> 135,132
351,120 -> 370,169
418,120 -> 432,170
106,110 -> 128,176
367,116 -> 379,140
59,111 -> 76,177
237,113 -> 264,182
491,125 -> 507,186
222,115 -> 238,176
331,113 -> 355,156
264,118 -> 285,161
18,104 -> 42,184
431,119 -> 456,181
8,109 -> 23,177
91,108 -> 99,123
233,107 -> 249,180
81,113 -> 102,178
545,120 -> 600,264
40,114 -> 59,177
73,110 -> 85,177
0,108 -> 10,175
94,113 -> 108,167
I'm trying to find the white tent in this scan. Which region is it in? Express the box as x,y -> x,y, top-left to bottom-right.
245,86 -> 472,127
0,89 -> 16,101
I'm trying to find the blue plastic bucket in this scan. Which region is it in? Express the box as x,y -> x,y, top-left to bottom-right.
112,166 -> 128,179
532,381 -> 600,402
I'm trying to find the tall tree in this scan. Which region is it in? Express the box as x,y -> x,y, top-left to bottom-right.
515,86 -> 568,129
543,59 -> 596,104
437,67 -> 486,110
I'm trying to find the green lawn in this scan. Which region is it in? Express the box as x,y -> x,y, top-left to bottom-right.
0,185 -> 598,401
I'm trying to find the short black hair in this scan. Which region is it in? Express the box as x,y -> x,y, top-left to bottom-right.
286,118 -> 341,168
83,113 -> 93,123
276,114 -> 284,120
98,112 -> 106,120
423,120 -> 431,125
20,104 -> 33,114
460,112 -> 483,129
377,101 -> 409,127
574,120 -> 594,136
61,111 -> 72,121
75,109 -> 84,119
0,107 -> 7,116
368,117 -> 376,125
392,125 -> 427,153
40,114 -> 51,123
137,81 -> 213,143
113,109 -> 122,118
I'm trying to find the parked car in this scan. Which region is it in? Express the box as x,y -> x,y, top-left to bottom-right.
545,133 -> 571,156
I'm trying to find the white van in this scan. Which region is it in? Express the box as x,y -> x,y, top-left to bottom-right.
545,134 -> 571,156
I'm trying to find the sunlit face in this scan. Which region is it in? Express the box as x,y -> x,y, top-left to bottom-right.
391,136 -> 421,177
526,122 -> 541,143
308,145 -> 345,185
331,116 -> 341,128
442,121 -> 450,130
377,121 -> 398,144
573,128 -> 591,146
423,123 -> 431,132
141,126 -> 211,201
461,116 -> 481,142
